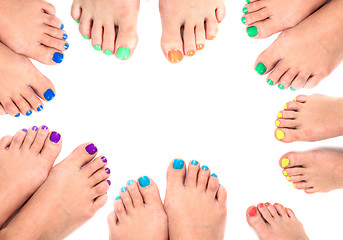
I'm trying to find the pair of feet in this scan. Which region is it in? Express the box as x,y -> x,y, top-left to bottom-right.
0,0 -> 67,117
71,0 -> 225,63
274,94 -> 343,193
243,0 -> 343,90
0,126 -> 110,239
108,159 -> 227,240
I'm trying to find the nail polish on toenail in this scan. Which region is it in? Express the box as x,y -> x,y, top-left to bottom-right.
265,202 -> 270,206
293,97 -> 297,102
202,165 -> 209,171
247,26 -> 258,37
257,203 -> 264,208
22,129 -> 27,132
281,158 -> 289,168
83,36 -> 89,40
85,143 -> 97,155
37,105 -> 43,112
191,160 -> 198,165
116,47 -> 131,60
246,0 -> 250,3
101,156 -> 107,163
168,50 -> 183,63
44,89 -> 55,102
104,50 -> 112,55
173,159 -> 184,169
32,126 -> 38,131
115,196 -> 121,200
255,62 -> 266,75
50,131 -> 61,143
208,36 -> 216,40
267,79 -> 273,85
196,44 -> 204,50
276,129 -> 284,140
243,7 -> 248,13
26,110 -> 32,116
121,187 -> 127,192
284,104 -> 287,110
75,19 -> 79,23
290,87 -> 295,91
278,84 -> 285,90
211,173 -> 218,177
275,120 -> 280,127
248,207 -> 257,217
42,125 -> 48,130
187,51 -> 195,57
302,189 -> 305,192
63,34 -> 68,40
64,43 -> 69,50
138,176 -> 150,187
241,17 -> 246,24
93,45 -> 101,51
52,52 -> 64,63
15,113 -> 20,117
286,176 -> 291,181
292,183 -> 296,188
107,180 -> 111,185
60,24 -> 64,30
277,112 -> 282,118
127,180 -> 133,185
283,170 -> 288,176
105,168 -> 111,174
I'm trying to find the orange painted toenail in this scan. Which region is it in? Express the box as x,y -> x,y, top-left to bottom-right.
257,203 -> 264,208
277,112 -> 282,118
197,44 -> 204,50
276,129 -> 285,140
218,20 -> 222,23
275,120 -> 280,127
283,170 -> 288,176
208,36 -> 216,40
265,202 -> 271,206
248,207 -> 257,217
284,104 -> 287,109
286,176 -> 291,181
187,51 -> 195,56
168,50 -> 183,63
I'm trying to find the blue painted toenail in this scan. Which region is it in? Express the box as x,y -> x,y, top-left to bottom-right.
121,187 -> 127,192
64,43 -> 69,50
37,105 -> 43,112
60,24 -> 64,30
138,176 -> 150,188
15,113 -> 20,117
127,180 -> 133,185
191,160 -> 198,165
211,173 -> 218,177
115,196 -> 121,200
173,159 -> 184,169
26,110 -> 32,116
63,34 -> 68,40
52,52 -> 64,63
202,165 -> 209,171
44,89 -> 55,101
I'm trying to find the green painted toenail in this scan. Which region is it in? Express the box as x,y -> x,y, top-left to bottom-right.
278,84 -> 285,90
290,87 -> 296,91
247,26 -> 258,37
116,47 -> 131,60
104,50 -> 112,55
93,45 -> 101,51
267,79 -> 273,85
255,62 -> 266,75
83,36 -> 89,40
241,17 -> 246,24
246,0 -> 250,3
243,7 -> 248,14
75,19 -> 79,23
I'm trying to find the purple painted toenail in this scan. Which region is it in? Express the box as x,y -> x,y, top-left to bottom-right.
22,129 -> 27,132
85,143 -> 97,155
107,180 -> 111,185
42,125 -> 48,130
50,131 -> 61,143
32,126 -> 38,131
105,168 -> 111,174
101,156 -> 107,163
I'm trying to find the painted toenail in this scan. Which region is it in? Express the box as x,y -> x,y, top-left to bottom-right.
290,87 -> 296,91
93,45 -> 101,51
49,131 -> 61,143
75,19 -> 79,23
85,143 -> 98,155
302,189 -> 305,192
105,168 -> 111,174
277,112 -> 282,118
246,0 -> 250,3
247,26 -> 258,37
22,128 -> 27,132
281,158 -> 289,168
15,113 -> 20,117
63,34 -> 68,40
60,24 -> 64,30
196,44 -> 204,50
292,183 -> 296,188
101,156 -> 107,163
218,20 -> 222,23
187,51 -> 195,57
173,159 -> 184,169
286,176 -> 291,181
32,126 -> 38,131
121,187 -> 127,192
211,173 -> 218,177
127,180 -> 133,185
191,160 -> 198,165
284,104 -> 287,109
283,170 -> 288,176
248,207 -> 257,217
116,47 -> 131,60
202,165 -> 209,171
208,36 -> 216,40
115,196 -> 121,200
83,36 -> 89,40
64,43 -> 69,50
42,125 -> 48,130
168,50 -> 183,63
278,84 -> 285,90
293,97 -> 297,101
276,129 -> 285,140
104,50 -> 112,55
275,120 -> 280,127
138,176 -> 150,187
265,202 -> 270,206
267,79 -> 273,85
37,105 -> 43,112
107,180 -> 111,185
243,7 -> 248,13
241,17 -> 246,24
52,52 -> 64,63
257,203 -> 264,208
44,89 -> 56,101
26,110 -> 32,116
255,62 -> 266,75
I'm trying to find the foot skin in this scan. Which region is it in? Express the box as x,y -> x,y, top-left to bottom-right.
254,0 -> 343,90
0,143 -> 110,239
159,0 -> 226,63
108,177 -> 168,240
247,203 -> 309,240
0,42 -> 57,117
0,0 -> 67,64
275,94 -> 343,143
280,150 -> 343,193
164,159 -> 227,240
0,126 -> 62,227
71,0 -> 139,60
242,0 -> 326,38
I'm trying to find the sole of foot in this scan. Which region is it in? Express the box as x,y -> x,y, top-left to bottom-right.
254,0 -> 343,90
71,0 -> 139,60
159,0 -> 226,63
0,126 -> 62,227
0,143 -> 110,239
164,159 -> 227,240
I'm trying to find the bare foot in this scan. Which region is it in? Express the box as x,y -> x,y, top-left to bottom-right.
247,203 -> 309,240
280,150 -> 343,193
254,0 -> 343,90
159,0 -> 226,63
164,159 -> 227,240
0,143 -> 110,239
242,0 -> 327,38
0,42 -> 57,117
108,176 -> 168,240
71,0 -> 139,60
0,0 -> 67,64
0,126 -> 61,227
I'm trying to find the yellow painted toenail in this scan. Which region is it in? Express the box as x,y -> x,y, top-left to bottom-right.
303,189 -> 305,192
283,170 -> 288,176
275,120 -> 280,127
281,158 -> 289,168
208,36 -> 216,40
277,112 -> 282,118
292,183 -> 296,188
284,104 -> 287,109
286,176 -> 291,181
293,97 -> 297,102
276,129 -> 285,140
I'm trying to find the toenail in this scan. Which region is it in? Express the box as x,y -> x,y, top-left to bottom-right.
107,180 -> 111,185
64,43 -> 69,50
15,113 -> 20,117
187,51 -> 195,57
60,24 -> 64,30
292,183 -> 296,188
173,159 -> 184,169
202,165 -> 209,171
283,170 -> 288,176
218,20 -> 222,23
116,47 -> 131,60
281,158 -> 289,168
208,36 -> 216,40
52,52 -> 64,63
191,160 -> 198,165
290,87 -> 296,91
42,125 -> 48,130
246,0 -> 250,3
211,173 -> 218,177
257,203 -> 264,208
121,187 -> 127,192
138,176 -> 150,188
275,120 -> 280,127
105,168 -> 111,174
196,44 -> 204,50
83,36 -> 89,40
277,112 -> 282,118
168,50 -> 183,63
247,26 -> 258,37
85,143 -> 98,155
286,176 -> 291,181
293,97 -> 297,101
26,110 -> 32,116
267,79 -> 273,85
93,45 -> 101,51
265,202 -> 270,206
101,156 -> 107,163
104,50 -> 113,55
37,105 -> 43,112
248,207 -> 257,217
22,128 -> 27,132
278,84 -> 285,90
49,131 -> 61,144
302,189 -> 306,192
255,62 -> 266,75
44,89 -> 56,101
241,17 -> 246,24
276,129 -> 285,140
75,19 -> 79,23
32,126 -> 38,131
284,104 -> 287,109
115,196 -> 121,200
63,34 -> 68,40
243,7 -> 248,13
127,180 -> 133,185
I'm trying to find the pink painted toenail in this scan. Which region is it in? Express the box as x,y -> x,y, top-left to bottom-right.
257,203 -> 264,208
248,207 -> 257,217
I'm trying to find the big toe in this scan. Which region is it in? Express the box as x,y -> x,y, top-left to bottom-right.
137,176 -> 164,208
254,41 -> 281,76
161,21 -> 184,63
29,67 -> 57,102
35,127 -> 62,164
166,159 -> 186,189
63,142 -> 99,168
246,206 -> 269,237
115,24 -> 138,60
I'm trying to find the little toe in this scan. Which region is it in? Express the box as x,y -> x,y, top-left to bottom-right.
1,99 -> 20,117
275,128 -> 300,143
39,130 -> 62,164
166,159 -> 186,188
115,25 -> 138,60
89,167 -> 111,187
21,87 -> 44,113
216,6 -> 226,23
273,203 -> 287,216
92,179 -> 111,199
92,194 -> 108,214
70,2 -> 82,22
294,95 -> 307,103
257,203 -> 273,223
290,73 -> 310,90
161,22 -> 184,63
9,129 -> 27,149
216,185 -> 227,207
185,160 -> 200,188
41,34 -> 69,52
0,135 -> 13,149
42,1 -> 57,16
30,125 -> 50,153
114,196 -> 127,221
195,23 -> 206,51
79,13 -> 92,39
304,75 -> 324,89
284,101 -> 300,111
246,206 -> 269,234
243,8 -> 269,25
0,104 -> 5,115
254,45 -> 281,76
119,186 -> 134,213
183,24 -> 197,57
285,208 -> 296,218
91,22 -> 103,51
64,142 -> 98,169
205,16 -> 218,40
207,172 -> 220,198
83,155 -> 108,177
21,126 -> 39,149
126,180 -> 144,208
197,165 -> 211,191
12,95 -> 32,117
44,14 -> 63,30
102,24 -> 116,55
107,211 -> 118,231
137,176 -> 163,207
275,119 -> 298,129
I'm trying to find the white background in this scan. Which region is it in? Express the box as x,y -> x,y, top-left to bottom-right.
1,0 -> 343,239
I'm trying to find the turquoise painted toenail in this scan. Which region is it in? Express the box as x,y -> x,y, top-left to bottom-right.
121,187 -> 127,192
202,165 -> 209,171
191,160 -> 198,165
211,173 -> 218,177
115,196 -> 121,200
15,113 -> 20,117
278,84 -> 285,90
138,176 -> 150,187
37,105 -> 43,112
173,159 -> 184,169
26,110 -> 32,116
44,89 -> 55,101
290,87 -> 295,91
127,180 -> 133,185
